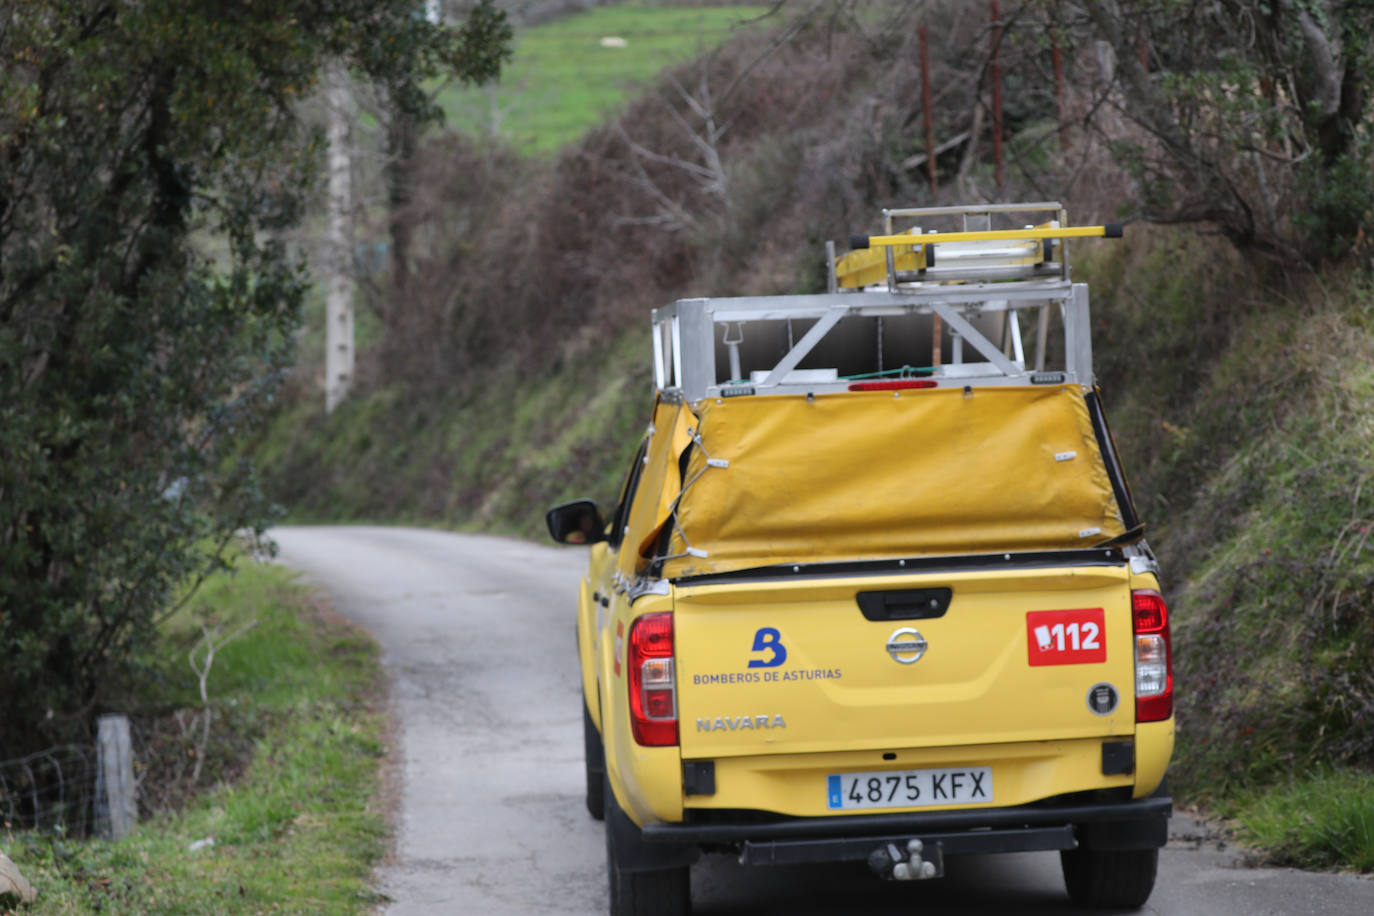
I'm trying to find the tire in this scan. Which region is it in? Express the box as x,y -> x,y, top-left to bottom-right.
584,696 -> 606,821
605,775 -> 690,916
1060,846 -> 1158,909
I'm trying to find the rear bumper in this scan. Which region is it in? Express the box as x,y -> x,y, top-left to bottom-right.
641,795 -> 1171,866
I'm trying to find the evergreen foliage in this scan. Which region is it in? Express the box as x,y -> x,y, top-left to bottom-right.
0,0 -> 509,755
1079,0 -> 1374,263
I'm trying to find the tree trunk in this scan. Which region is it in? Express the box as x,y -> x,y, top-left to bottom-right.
387,109 -> 417,307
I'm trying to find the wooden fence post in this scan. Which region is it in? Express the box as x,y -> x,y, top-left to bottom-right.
96,714 -> 136,839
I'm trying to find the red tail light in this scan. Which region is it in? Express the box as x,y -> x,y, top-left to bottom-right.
628,612 -> 677,746
1132,590 -> 1173,722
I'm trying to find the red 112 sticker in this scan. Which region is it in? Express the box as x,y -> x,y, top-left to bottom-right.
1026,608 -> 1106,666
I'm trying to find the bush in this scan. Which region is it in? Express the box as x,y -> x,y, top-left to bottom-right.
0,0 -> 509,756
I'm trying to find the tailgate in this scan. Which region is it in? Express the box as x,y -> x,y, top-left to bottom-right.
675,563 -> 1136,759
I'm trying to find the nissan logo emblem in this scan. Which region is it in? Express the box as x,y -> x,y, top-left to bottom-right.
886,627 -> 928,664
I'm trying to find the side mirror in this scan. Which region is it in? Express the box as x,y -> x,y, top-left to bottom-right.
545,498 -> 608,545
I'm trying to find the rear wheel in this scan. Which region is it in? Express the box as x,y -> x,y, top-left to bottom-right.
583,697 -> 605,820
1060,846 -> 1158,909
605,776 -> 689,916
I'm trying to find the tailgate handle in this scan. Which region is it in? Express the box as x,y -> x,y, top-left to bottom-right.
856,588 -> 952,621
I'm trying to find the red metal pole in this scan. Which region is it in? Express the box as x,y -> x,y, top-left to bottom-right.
919,24 -> 937,193
990,0 -> 1004,191
1052,39 -> 1067,152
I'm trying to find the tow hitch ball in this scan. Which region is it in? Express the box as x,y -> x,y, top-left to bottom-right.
867,839 -> 943,881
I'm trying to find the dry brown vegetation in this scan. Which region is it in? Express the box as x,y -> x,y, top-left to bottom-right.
261,1 -> 1372,532
352,2 -> 1156,396
259,2 -> 1276,525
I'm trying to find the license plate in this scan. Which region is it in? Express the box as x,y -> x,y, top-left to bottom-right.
826,766 -> 993,810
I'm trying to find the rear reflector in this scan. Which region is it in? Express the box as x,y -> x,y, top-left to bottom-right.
1132,590 -> 1173,722
628,612 -> 677,746
848,380 -> 937,391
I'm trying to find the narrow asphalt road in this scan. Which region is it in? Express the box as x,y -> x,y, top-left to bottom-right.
271,526 -> 1374,915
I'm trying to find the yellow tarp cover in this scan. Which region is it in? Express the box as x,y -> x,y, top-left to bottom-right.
656,386 -> 1127,578
619,396 -> 696,578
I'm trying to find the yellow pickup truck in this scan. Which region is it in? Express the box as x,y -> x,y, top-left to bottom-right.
547,204 -> 1173,915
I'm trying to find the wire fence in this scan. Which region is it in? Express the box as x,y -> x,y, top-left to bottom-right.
0,744 -> 97,836
2,708 -> 232,839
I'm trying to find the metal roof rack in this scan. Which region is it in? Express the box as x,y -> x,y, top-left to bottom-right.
652,203 -> 1122,404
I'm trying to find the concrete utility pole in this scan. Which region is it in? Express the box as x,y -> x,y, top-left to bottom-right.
325,64 -> 355,414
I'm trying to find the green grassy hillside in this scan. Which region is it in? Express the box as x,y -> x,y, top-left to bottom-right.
441,3 -> 769,152
1081,235 -> 1374,825
256,327 -> 651,531
1099,246 -> 1374,867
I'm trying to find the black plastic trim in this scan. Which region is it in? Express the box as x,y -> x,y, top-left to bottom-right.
1085,391 -> 1142,532
672,548 -> 1127,588
856,588 -> 952,621
1102,740 -> 1135,776
606,439 -> 650,550
740,825 -> 1076,866
1078,816 -> 1167,851
683,761 -> 716,797
645,796 -> 1171,845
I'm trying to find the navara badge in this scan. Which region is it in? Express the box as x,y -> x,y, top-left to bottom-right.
886,627 -> 928,664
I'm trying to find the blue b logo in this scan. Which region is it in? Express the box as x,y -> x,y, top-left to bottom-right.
748,627 -> 787,668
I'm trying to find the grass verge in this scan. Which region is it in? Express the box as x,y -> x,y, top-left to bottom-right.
4,557 -> 388,914
1232,769 -> 1374,871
